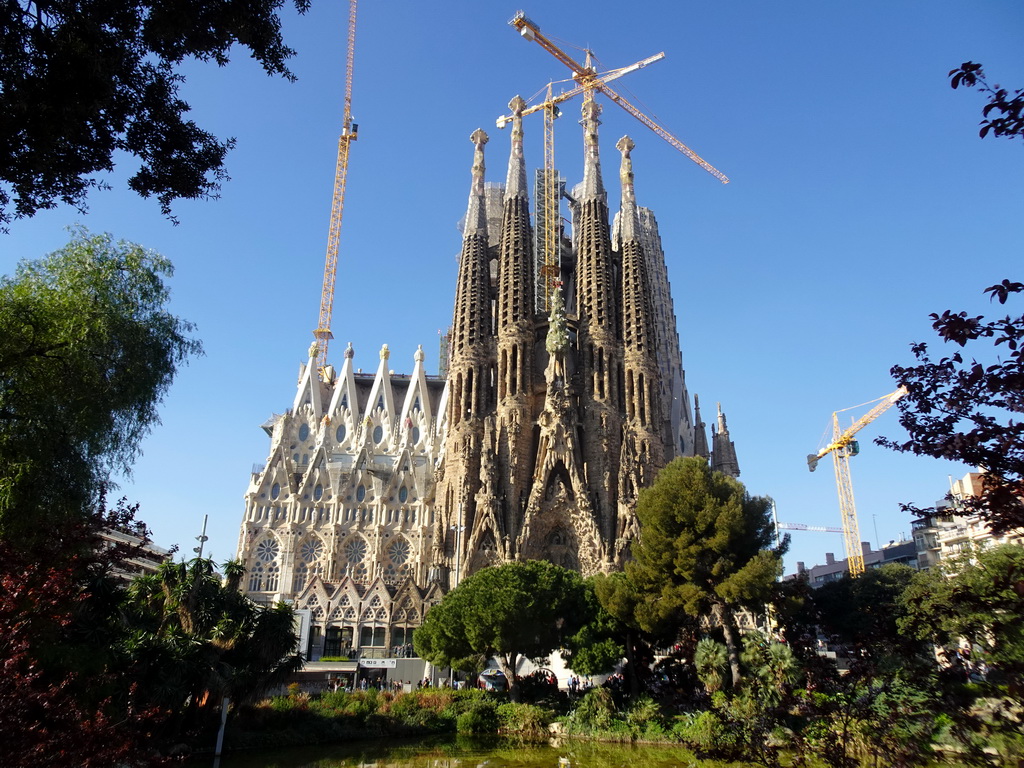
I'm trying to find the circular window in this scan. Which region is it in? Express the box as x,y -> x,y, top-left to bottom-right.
336,424 -> 347,442
300,538 -> 323,563
388,539 -> 411,566
344,538 -> 367,564
398,486 -> 409,503
356,485 -> 366,502
298,423 -> 310,442
271,483 -> 281,500
372,425 -> 384,444
255,538 -> 280,563
314,484 -> 324,501
412,426 -> 421,444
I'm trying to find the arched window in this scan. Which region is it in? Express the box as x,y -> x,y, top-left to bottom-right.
293,563 -> 308,592
265,562 -> 280,592
248,563 -> 265,592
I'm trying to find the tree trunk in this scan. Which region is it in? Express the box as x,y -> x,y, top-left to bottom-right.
713,603 -> 742,687
498,652 -> 520,702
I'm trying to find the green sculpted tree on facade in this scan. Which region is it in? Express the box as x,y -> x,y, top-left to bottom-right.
627,457 -> 782,686
0,228 -> 201,547
414,560 -> 591,700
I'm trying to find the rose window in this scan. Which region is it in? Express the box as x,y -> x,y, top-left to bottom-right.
255,538 -> 279,563
387,539 -> 411,566
300,538 -> 324,563
344,538 -> 367,564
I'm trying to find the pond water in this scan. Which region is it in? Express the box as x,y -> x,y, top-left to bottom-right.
201,735 -> 758,768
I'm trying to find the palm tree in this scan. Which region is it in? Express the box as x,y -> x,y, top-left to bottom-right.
121,556 -> 302,736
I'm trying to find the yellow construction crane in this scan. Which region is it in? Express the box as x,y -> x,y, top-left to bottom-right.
500,11 -> 728,313
807,386 -> 907,576
312,0 -> 359,374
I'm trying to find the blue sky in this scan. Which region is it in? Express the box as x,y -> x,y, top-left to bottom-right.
2,0 -> 1022,573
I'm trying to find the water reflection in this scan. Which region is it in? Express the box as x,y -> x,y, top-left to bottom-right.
201,735 -> 757,768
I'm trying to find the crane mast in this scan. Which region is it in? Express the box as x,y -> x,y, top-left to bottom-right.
313,0 -> 359,373
807,386 -> 907,576
503,11 -> 728,311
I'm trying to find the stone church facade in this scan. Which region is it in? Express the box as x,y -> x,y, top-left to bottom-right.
236,98 -> 739,660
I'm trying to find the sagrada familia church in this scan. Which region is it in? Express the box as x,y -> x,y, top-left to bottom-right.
236,98 -> 739,659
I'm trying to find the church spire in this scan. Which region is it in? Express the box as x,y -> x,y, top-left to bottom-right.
448,130 -> 493,402
579,98 -> 605,201
693,394 -> 710,459
497,98 -> 534,332
494,97 -> 536,537
464,128 -> 489,238
505,96 -> 528,200
617,135 -> 664,495
712,402 -> 741,478
616,135 -> 638,242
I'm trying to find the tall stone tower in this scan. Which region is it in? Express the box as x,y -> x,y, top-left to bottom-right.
236,98 -> 740,661
431,96 -> 734,588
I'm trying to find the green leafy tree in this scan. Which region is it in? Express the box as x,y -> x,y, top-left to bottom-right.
414,560 -> 592,701
0,228 -> 201,547
900,543 -> 1024,696
561,576 -> 627,678
694,637 -> 728,694
123,556 -> 302,739
808,564 -> 931,672
626,457 -> 782,686
0,1 -> 311,226
564,572 -> 678,698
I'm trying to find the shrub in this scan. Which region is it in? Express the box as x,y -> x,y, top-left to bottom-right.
563,687 -> 616,734
673,709 -> 739,756
456,699 -> 499,734
496,702 -> 552,738
625,696 -> 665,739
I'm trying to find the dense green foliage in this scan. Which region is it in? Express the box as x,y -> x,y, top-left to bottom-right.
123,556 -> 302,737
0,229 -> 201,546
626,457 -> 782,686
228,688 -> 557,748
414,560 -> 592,700
0,1 -> 311,225
0,232 -> 299,763
900,544 -> 1024,689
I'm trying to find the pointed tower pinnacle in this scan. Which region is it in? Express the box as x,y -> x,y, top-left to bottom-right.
712,401 -> 741,478
505,96 -> 528,200
616,135 -> 638,242
579,98 -> 605,201
465,128 -> 489,238
693,394 -> 710,459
